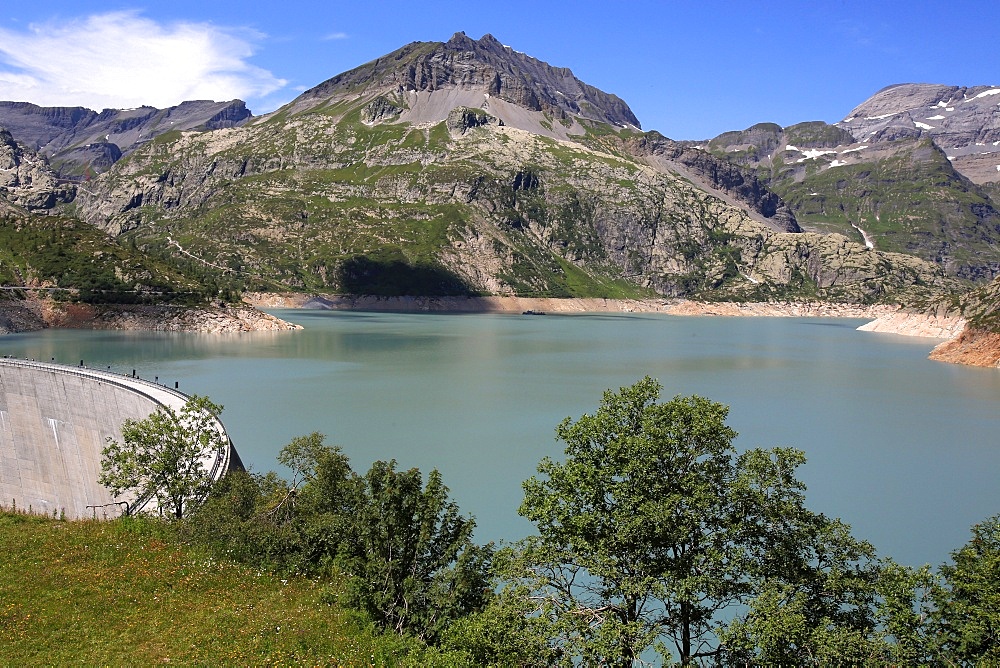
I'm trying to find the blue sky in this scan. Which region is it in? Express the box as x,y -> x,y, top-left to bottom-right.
1,1 -> 997,140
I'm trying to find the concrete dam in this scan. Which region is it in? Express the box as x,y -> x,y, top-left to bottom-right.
0,358 -> 241,519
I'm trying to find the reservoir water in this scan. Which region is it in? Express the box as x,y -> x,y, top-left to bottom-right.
3,310 -> 998,568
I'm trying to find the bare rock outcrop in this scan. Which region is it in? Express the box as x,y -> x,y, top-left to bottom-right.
289,32 -> 639,134
626,131 -> 801,233
838,83 -> 1000,185
0,128 -> 74,209
929,329 -> 1000,367
76,304 -> 302,333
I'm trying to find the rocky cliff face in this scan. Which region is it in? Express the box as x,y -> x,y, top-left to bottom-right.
0,99 -> 251,178
0,129 -> 74,210
626,131 -> 801,233
840,83 -> 1000,183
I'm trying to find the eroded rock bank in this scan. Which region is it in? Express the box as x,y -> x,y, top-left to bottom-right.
243,292 -> 678,313
0,296 -> 300,335
77,304 -> 302,333
929,329 -> 1000,367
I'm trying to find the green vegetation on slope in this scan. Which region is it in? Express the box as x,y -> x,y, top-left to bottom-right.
74,86 -> 960,306
775,139 -> 1000,278
705,122 -> 1000,282
0,211 -> 226,304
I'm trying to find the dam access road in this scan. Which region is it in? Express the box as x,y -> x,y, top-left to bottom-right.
0,358 -> 240,519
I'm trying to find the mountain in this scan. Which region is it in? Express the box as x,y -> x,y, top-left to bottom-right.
0,128 -> 236,309
702,83 -> 1000,281
56,34 -> 954,305
840,83 -> 1000,184
0,99 -> 250,179
287,32 -> 640,141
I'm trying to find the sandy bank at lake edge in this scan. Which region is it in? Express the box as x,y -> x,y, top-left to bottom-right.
856,311 -> 967,339
243,292 -> 898,319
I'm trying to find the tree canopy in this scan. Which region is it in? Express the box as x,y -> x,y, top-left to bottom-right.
99,394 -> 226,519
504,377 -> 879,665
187,432 -> 492,644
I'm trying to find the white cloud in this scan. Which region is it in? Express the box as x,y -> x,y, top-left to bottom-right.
323,32 -> 349,41
0,11 -> 287,110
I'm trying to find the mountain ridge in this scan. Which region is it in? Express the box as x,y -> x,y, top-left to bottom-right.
702,82 -> 1000,280
279,32 -> 639,142
0,99 -> 251,179
0,35 -> 970,310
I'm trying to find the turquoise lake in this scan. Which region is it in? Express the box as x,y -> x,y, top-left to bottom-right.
2,309 -> 998,568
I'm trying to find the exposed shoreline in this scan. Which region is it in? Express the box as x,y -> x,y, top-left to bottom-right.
245,292 -> 991,366
243,292 -> 898,319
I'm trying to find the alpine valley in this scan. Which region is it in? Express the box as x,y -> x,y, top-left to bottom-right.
3,32 -> 1000,349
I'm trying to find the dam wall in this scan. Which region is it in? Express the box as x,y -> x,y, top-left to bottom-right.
0,358 -> 238,519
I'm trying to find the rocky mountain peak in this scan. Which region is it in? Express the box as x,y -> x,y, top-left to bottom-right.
288,33 -> 640,139
838,82 -> 1000,184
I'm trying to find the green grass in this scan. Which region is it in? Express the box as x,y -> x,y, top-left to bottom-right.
555,257 -> 655,299
0,511 -> 439,666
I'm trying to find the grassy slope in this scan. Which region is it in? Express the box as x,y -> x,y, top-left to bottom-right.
0,209 -> 227,304
0,511 -> 429,666
774,140 -> 997,264
112,108 -> 662,299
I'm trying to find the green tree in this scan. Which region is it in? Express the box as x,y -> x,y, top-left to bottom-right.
99,395 -> 226,519
509,377 -> 878,666
270,435 -> 493,644
932,514 -> 1000,662
339,460 -> 493,644
278,432 -> 363,572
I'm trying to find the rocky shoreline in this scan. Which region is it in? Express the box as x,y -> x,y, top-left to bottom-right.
928,328 -> 1000,367
0,297 -> 301,335
80,304 -> 303,333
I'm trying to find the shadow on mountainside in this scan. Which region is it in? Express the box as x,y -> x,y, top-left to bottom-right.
337,256 -> 475,296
